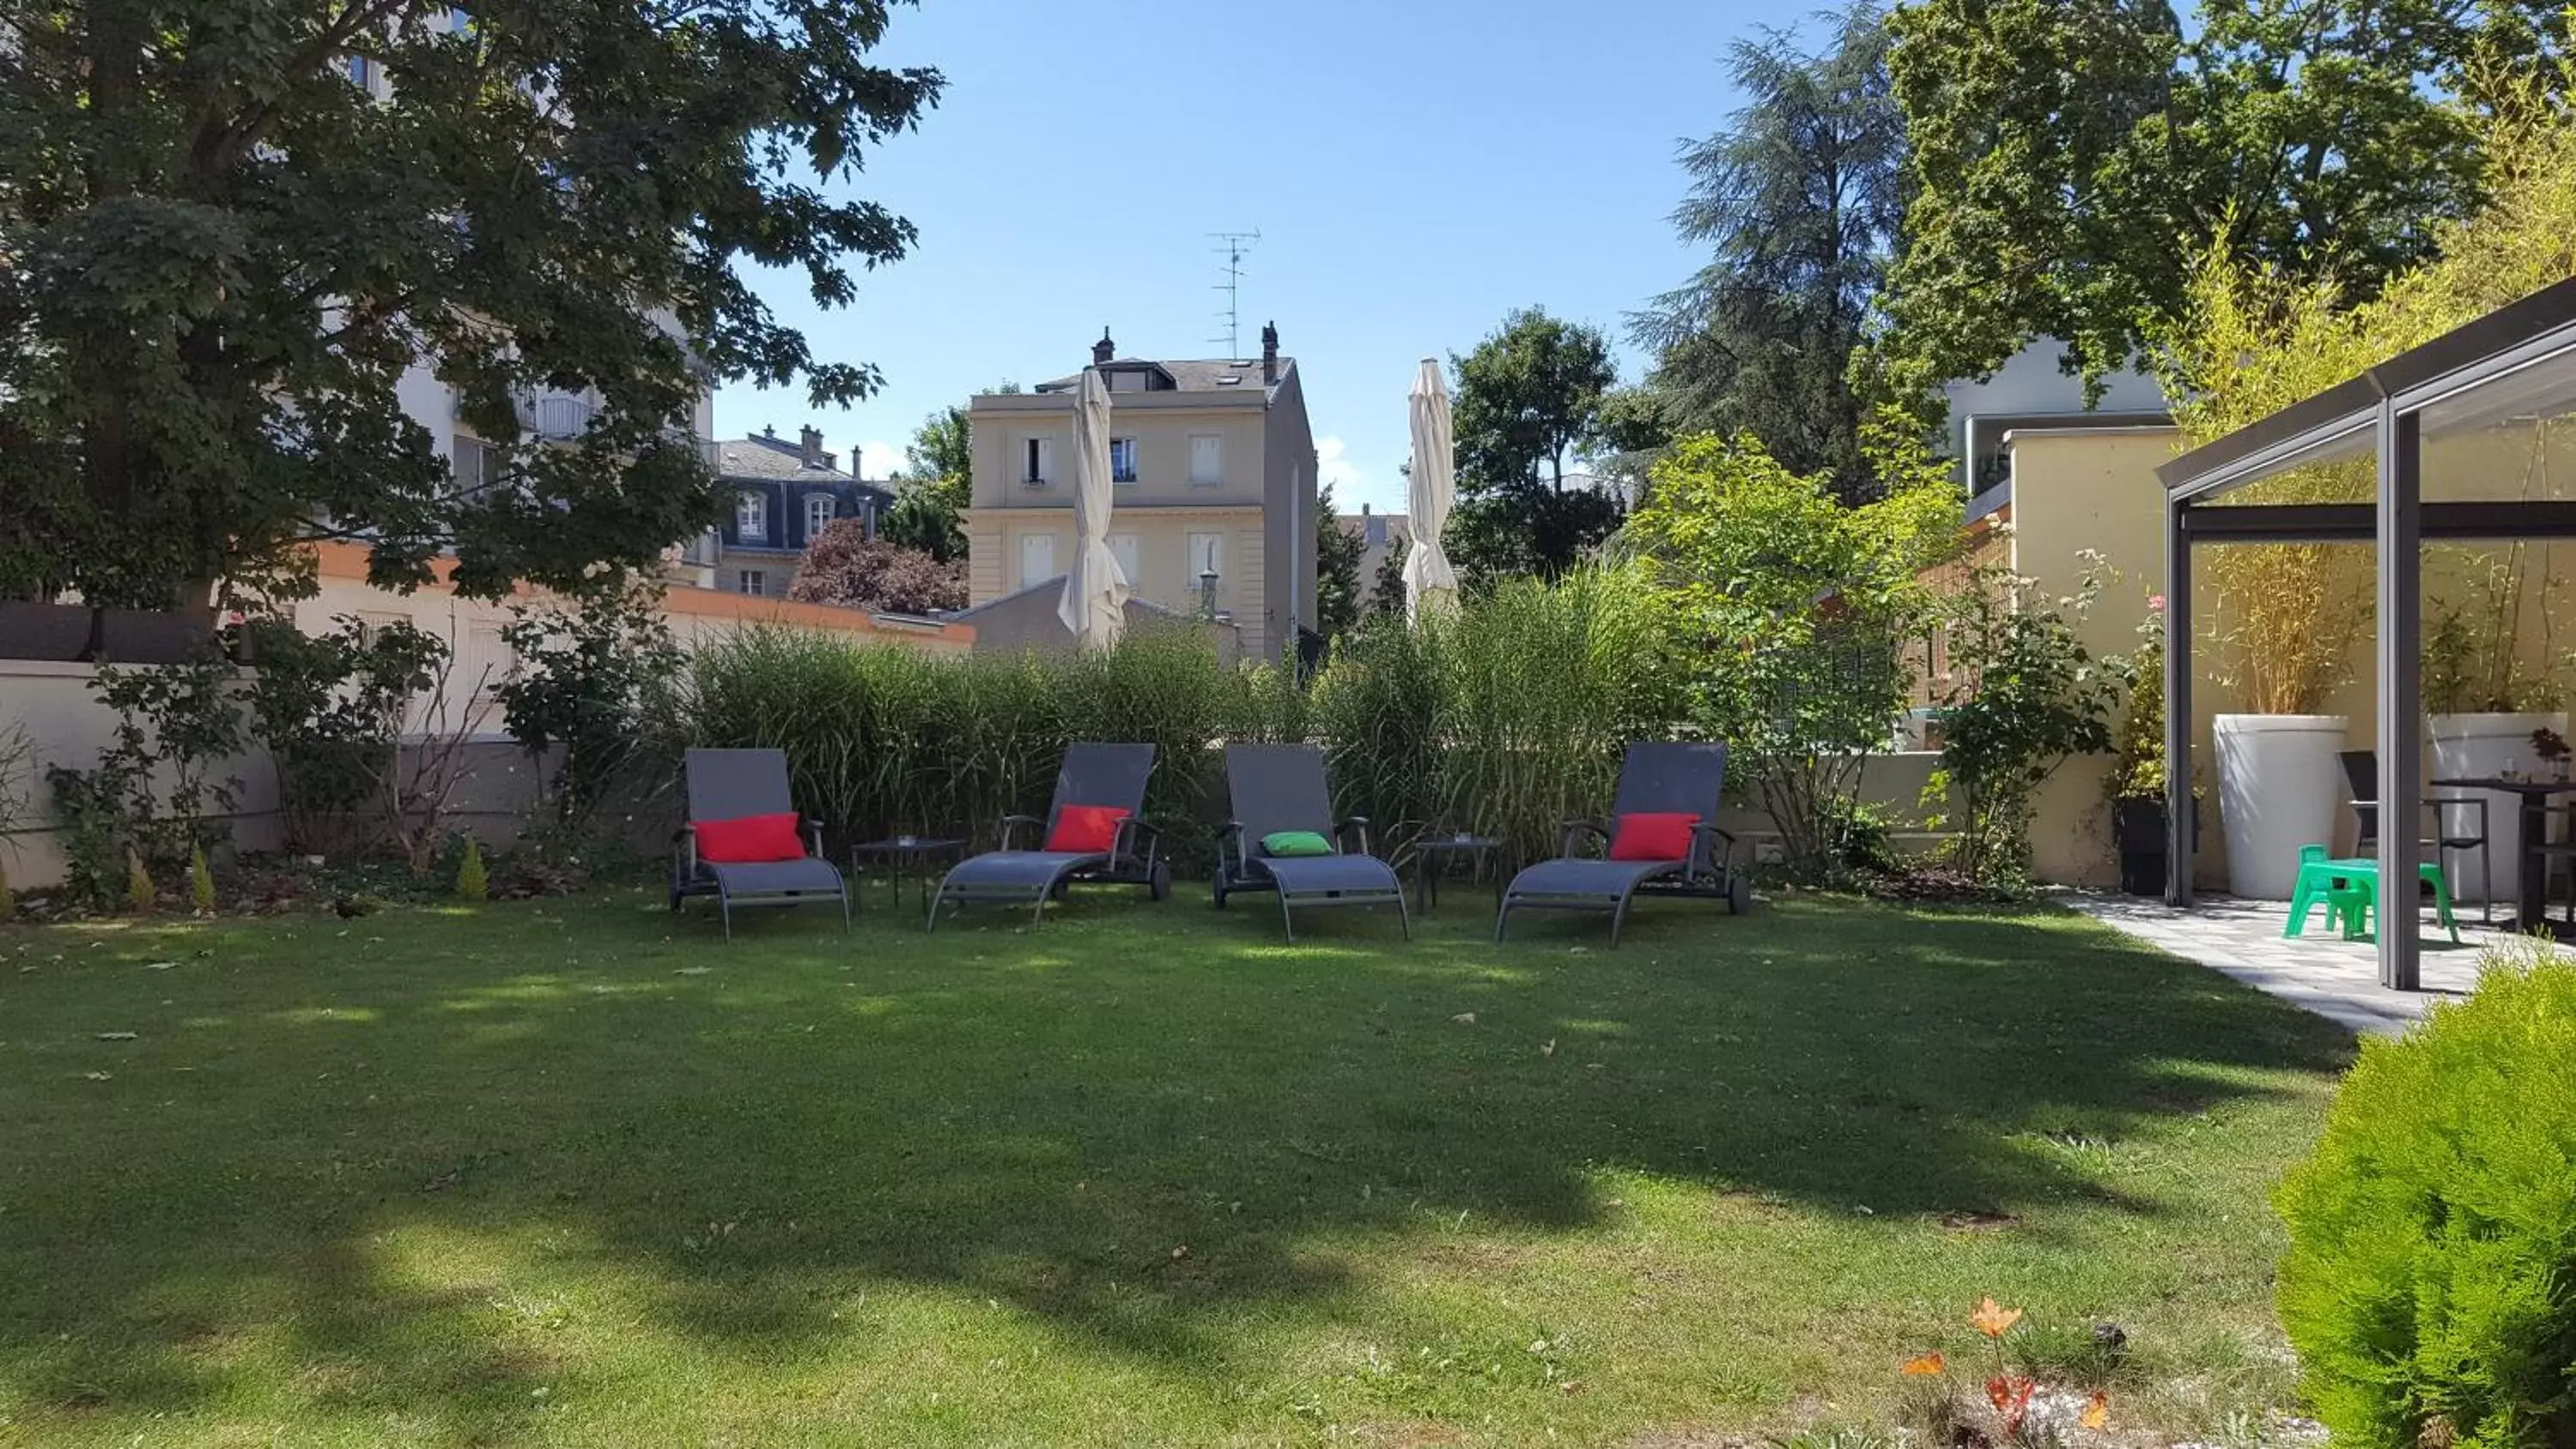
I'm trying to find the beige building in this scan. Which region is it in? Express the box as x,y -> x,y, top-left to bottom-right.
1341,505 -> 1413,603
963,324 -> 1318,661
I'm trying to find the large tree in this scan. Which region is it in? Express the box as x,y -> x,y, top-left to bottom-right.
1634,0 -> 1905,501
1872,0 -> 2568,418
789,520 -> 964,614
880,403 -> 971,561
1446,307 -> 1624,582
0,0 -> 941,609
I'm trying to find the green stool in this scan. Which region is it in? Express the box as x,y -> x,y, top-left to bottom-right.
2283,844 -> 2461,943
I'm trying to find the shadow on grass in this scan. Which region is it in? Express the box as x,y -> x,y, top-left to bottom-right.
0,888 -> 2354,1438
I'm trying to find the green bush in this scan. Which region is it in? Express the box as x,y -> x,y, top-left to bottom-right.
2275,938 -> 2576,1449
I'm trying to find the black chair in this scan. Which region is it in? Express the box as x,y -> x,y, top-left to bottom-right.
1213,743 -> 1411,942
1495,742 -> 1747,947
2540,803 -> 2576,927
2340,750 -> 2494,924
671,749 -> 851,939
929,743 -> 1170,928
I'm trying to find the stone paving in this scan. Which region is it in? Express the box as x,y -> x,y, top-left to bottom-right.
2062,891 -> 2542,1037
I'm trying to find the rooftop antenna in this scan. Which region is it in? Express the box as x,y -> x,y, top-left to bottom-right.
1209,228 -> 1261,358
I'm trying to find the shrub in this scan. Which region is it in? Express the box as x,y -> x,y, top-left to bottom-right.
125,850 -> 155,912
787,523 -> 968,614
187,842 -> 216,914
2275,938 -> 2576,1449
496,579 -> 684,832
454,837 -> 489,900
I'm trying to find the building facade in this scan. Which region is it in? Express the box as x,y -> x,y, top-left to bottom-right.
702,427 -> 896,598
963,324 -> 1318,660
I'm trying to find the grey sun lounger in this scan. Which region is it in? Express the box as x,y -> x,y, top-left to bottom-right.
929,743 -> 1169,929
1213,743 -> 1411,942
669,748 -> 851,939
1494,742 -> 1747,947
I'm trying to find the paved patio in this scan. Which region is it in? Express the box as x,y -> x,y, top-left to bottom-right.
2063,892 -> 2528,1037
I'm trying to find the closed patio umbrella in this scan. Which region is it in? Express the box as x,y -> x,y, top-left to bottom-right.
1404,357 -> 1459,620
1058,366 -> 1131,648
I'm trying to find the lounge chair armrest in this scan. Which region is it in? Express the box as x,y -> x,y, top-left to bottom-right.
672,824 -> 698,876
1113,815 -> 1163,863
1334,815 -> 1372,855
1217,819 -> 1248,873
1689,821 -> 1740,873
1558,819 -> 1609,857
803,818 -> 827,858
997,813 -> 1045,851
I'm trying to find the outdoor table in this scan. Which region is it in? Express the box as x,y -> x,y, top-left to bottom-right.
1413,833 -> 1505,913
848,835 -> 966,912
2430,777 -> 2576,937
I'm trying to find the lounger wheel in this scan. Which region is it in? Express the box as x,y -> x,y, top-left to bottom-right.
1149,860 -> 1172,901
1727,876 -> 1752,913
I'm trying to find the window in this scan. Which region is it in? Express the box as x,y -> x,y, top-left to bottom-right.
736,489 -> 767,542
346,54 -> 378,91
1109,437 -> 1139,484
1108,532 -> 1141,587
453,435 -> 499,494
1186,530 -> 1224,599
737,569 -> 767,597
1023,436 -> 1054,486
1019,532 -> 1060,586
1188,434 -> 1224,487
804,494 -> 836,542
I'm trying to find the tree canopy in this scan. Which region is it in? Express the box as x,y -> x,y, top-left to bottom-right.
788,521 -> 966,615
0,0 -> 942,608
1314,483 -> 1365,638
1445,307 -> 1625,582
880,403 -> 972,561
1635,0 -> 1904,501
1872,0 -> 2570,417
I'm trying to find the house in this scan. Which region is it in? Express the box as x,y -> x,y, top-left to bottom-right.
963,324 -> 1319,661
1341,505 -> 1412,592
699,427 -> 897,599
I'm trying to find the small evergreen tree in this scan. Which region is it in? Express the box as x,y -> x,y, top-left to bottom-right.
187,842 -> 217,915
125,851 -> 155,913
454,837 -> 489,901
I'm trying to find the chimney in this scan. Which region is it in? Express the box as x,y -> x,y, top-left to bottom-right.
1091,326 -> 1115,367
1261,321 -> 1279,384
799,425 -> 825,469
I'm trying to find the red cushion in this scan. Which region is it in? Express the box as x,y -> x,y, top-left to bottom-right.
695,811 -> 806,864
1608,811 -> 1700,863
1045,804 -> 1131,854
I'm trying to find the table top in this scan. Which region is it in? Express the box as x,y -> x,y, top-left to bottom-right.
849,836 -> 965,853
2431,776 -> 2576,795
1416,834 -> 1502,850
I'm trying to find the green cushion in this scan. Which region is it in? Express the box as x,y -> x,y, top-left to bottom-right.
1261,830 -> 1334,858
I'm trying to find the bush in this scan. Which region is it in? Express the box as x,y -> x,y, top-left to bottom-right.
454,836 -> 489,900
787,523 -> 968,614
2275,938 -> 2576,1449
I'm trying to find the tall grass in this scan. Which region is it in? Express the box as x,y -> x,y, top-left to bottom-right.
681,566 -> 1692,873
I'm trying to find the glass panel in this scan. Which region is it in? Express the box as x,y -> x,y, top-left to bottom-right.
2415,343 -> 2576,715
2197,418 -> 2376,506
2418,343 -> 2576,505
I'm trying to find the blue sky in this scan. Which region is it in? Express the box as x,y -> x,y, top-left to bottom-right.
713,0 -> 1763,516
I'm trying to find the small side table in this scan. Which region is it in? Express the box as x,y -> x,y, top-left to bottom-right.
1413,833 -> 1505,913
849,836 -> 965,912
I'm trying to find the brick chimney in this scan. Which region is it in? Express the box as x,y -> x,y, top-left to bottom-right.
1092,326 -> 1115,367
1261,321 -> 1279,384
799,425 -> 825,469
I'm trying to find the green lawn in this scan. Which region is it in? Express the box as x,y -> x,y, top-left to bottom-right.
0,883 -> 2352,1447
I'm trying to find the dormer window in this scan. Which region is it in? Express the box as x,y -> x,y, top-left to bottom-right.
736,489 -> 767,542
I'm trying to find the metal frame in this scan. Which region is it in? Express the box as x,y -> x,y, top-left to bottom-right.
2155,274 -> 2576,991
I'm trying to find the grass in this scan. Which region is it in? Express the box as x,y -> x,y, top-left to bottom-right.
0,883 -> 2354,1447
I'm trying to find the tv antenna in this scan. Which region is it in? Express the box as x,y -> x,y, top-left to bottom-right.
1209,228 -> 1261,358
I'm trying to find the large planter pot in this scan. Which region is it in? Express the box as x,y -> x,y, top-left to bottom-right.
2214,713 -> 2348,900
2430,711 -> 2569,904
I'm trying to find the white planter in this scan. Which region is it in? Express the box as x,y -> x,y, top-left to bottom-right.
2429,712 -> 2568,904
2214,714 -> 2349,900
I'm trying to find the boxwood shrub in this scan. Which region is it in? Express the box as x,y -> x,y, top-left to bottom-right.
2275,939 -> 2576,1449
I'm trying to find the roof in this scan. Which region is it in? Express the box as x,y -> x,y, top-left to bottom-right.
1030,357 -> 1295,397
715,433 -> 855,483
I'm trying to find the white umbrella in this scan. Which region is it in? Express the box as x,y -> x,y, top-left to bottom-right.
1403,357 -> 1460,620
1058,366 -> 1131,648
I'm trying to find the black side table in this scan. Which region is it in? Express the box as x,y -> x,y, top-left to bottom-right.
1413,833 -> 1505,912
849,836 -> 965,912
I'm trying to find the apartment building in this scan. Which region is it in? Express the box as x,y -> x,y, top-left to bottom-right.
701,427 -> 895,598
963,324 -> 1318,660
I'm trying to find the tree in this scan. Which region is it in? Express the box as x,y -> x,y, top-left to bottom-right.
1447,308 -> 1624,582
1368,537 -> 1410,618
789,520 -> 965,614
1634,1 -> 1905,501
1314,484 -> 1366,638
880,404 -> 972,560
1870,0 -> 2569,420
0,0 -> 942,610
1625,433 -> 1959,879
